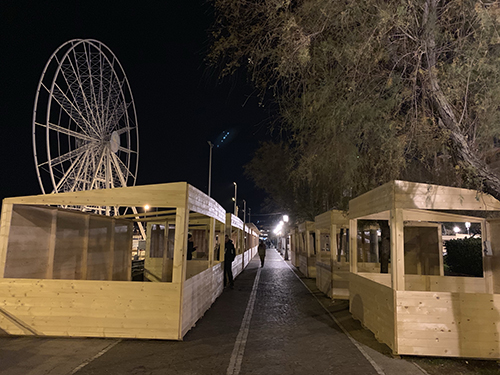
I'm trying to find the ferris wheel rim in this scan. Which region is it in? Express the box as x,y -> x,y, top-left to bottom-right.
32,39 -> 139,196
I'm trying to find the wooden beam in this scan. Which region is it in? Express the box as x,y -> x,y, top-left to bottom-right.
390,208 -> 405,291
402,209 -> 483,223
115,209 -> 176,219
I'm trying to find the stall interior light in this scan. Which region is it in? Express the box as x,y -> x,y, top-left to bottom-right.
144,204 -> 150,211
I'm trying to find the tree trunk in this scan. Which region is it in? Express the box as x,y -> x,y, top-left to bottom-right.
423,0 -> 500,202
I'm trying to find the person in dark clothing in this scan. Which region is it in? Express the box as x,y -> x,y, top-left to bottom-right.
224,234 -> 236,287
187,233 -> 197,260
258,240 -> 266,267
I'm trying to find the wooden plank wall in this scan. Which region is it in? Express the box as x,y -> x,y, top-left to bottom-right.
0,279 -> 181,339
396,291 -> 500,358
186,260 -> 209,279
331,262 -> 350,299
181,263 -> 224,337
316,261 -> 332,298
299,255 -> 309,277
350,273 -> 395,351
307,256 -> 317,278
232,253 -> 243,279
404,275 -> 487,293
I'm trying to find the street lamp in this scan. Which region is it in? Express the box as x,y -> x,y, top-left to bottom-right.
207,141 -> 214,197
465,222 -> 471,236
283,214 -> 289,260
233,182 -> 237,215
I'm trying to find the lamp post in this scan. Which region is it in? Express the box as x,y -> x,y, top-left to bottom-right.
283,214 -> 289,260
207,141 -> 214,197
233,182 -> 237,215
465,222 -> 471,236
243,199 -> 246,223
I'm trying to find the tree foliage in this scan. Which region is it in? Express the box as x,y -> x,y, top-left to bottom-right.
444,237 -> 483,277
209,0 -> 500,219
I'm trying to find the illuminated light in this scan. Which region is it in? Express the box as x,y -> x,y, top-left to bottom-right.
453,226 -> 460,233
465,222 -> 471,229
144,205 -> 150,211
283,215 -> 289,223
232,197 -> 235,201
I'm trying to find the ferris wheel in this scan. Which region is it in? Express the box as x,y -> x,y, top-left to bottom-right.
32,39 -> 139,214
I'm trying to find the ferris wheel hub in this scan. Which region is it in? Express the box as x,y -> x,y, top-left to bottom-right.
110,131 -> 120,153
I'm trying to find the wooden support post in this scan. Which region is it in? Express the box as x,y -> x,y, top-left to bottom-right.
208,217 -> 215,268
330,223 -> 337,294
173,207 -> 189,284
0,202 -> 13,279
437,223 -> 444,277
108,218 -> 115,280
306,230 -> 311,258
349,219 -> 358,274
126,222 -> 133,281
220,222 -> 226,261
483,220 -> 494,294
80,214 -> 89,280
46,209 -> 57,279
315,229 -> 321,265
390,208 -> 405,291
162,221 -> 170,282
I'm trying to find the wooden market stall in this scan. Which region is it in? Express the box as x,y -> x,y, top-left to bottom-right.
244,223 -> 260,266
314,210 -> 349,299
0,182 -> 248,340
295,221 -> 316,278
348,180 -> 500,359
226,213 -> 250,280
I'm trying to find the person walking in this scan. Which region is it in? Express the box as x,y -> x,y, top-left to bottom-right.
224,234 -> 236,288
258,240 -> 266,267
187,233 -> 197,260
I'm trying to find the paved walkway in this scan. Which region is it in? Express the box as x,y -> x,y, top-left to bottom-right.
0,249 -> 426,375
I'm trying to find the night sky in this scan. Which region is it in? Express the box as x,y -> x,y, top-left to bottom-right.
0,1 -> 275,219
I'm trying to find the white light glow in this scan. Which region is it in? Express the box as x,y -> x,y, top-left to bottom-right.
453,226 -> 460,233
283,215 -> 289,223
144,204 -> 150,211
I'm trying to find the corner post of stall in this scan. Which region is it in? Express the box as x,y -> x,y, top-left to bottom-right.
390,208 -> 405,291
174,186 -> 190,340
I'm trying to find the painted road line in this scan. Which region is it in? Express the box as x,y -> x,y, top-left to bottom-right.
68,339 -> 121,375
226,267 -> 262,375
